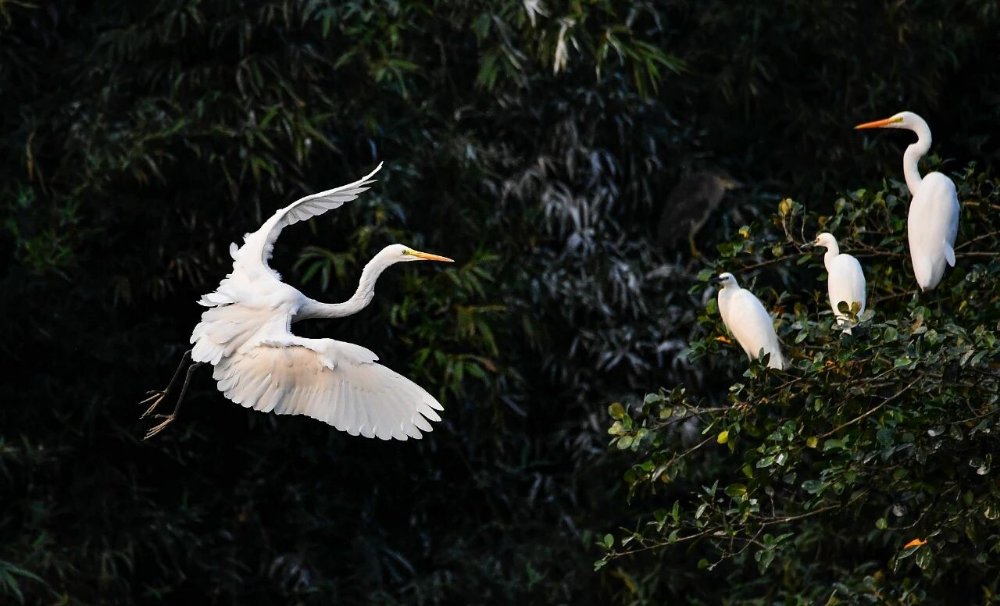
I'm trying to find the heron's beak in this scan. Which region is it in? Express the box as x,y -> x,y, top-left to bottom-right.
719,176 -> 743,190
854,116 -> 903,130
408,250 -> 454,262
802,241 -> 817,249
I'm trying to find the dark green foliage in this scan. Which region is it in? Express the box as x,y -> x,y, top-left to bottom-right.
1,0 -> 999,603
601,170 -> 1000,602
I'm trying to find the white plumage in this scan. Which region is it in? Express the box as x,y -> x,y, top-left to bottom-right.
714,273 -> 785,370
812,233 -> 866,329
855,111 -> 960,291
211,338 -> 440,440
143,162 -> 453,440
908,172 -> 959,290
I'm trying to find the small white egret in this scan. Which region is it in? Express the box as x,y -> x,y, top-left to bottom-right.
811,233 -> 866,330
855,111 -> 960,291
140,163 -> 452,440
712,273 -> 785,369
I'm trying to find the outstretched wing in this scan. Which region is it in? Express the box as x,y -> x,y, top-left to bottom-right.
211,333 -> 444,440
246,161 -> 384,270
199,162 -> 383,308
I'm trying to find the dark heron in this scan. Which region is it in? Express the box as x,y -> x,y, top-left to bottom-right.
657,171 -> 741,257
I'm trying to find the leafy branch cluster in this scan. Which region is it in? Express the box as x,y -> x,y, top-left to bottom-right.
600,167 -> 1000,602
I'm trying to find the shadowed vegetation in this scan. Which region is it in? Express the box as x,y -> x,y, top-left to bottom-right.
2,0 -> 999,603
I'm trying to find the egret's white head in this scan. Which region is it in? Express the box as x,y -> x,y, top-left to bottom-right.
812,233 -> 838,249
710,272 -> 739,288
854,111 -> 924,131
379,243 -> 454,264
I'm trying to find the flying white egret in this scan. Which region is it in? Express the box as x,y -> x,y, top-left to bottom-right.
855,111 -> 960,291
712,273 -> 785,369
139,162 -> 453,440
810,233 -> 866,330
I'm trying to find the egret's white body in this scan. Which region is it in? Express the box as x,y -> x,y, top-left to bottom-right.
856,111 -> 959,291
813,233 -> 866,329
714,273 -> 785,369
143,163 -> 452,440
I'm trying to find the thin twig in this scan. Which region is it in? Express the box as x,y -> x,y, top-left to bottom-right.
817,377 -> 921,439
955,230 -> 1000,250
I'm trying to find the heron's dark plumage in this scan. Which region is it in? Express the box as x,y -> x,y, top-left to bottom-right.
656,172 -> 736,252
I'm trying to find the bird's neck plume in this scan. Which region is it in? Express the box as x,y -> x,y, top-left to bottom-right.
902,118 -> 932,196
296,252 -> 396,320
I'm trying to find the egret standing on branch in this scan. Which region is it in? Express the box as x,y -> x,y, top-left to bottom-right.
810,233 -> 866,330
712,273 -> 785,370
855,111 -> 960,291
140,163 -> 453,440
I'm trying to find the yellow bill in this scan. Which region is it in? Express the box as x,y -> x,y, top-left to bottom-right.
854,116 -> 903,130
407,249 -> 454,262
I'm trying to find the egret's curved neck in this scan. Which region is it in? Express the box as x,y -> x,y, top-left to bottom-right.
902,118 -> 932,196
822,242 -> 840,271
296,253 -> 396,320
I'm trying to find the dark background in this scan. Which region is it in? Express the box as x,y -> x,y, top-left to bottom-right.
2,1 -> 999,603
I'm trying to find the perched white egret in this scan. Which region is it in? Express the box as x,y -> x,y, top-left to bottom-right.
811,233 -> 866,330
140,163 -> 452,440
712,273 -> 785,369
855,111 -> 960,291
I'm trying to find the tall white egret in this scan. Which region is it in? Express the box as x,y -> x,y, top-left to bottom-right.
810,233 -> 866,331
855,111 -> 960,291
712,273 -> 785,370
139,162 -> 453,440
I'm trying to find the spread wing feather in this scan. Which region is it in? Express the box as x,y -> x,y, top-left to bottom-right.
211,333 -> 444,441
201,162 -> 384,306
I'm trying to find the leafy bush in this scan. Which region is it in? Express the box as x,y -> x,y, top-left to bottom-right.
600,166 -> 1000,603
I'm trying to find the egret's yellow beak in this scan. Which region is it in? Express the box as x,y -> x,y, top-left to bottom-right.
407,249 -> 454,262
854,116 -> 903,130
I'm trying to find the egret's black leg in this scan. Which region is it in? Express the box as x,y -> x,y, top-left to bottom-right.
139,349 -> 192,419
144,362 -> 204,440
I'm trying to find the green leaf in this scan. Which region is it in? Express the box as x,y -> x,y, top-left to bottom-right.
725,483 -> 747,498
801,480 -> 825,495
